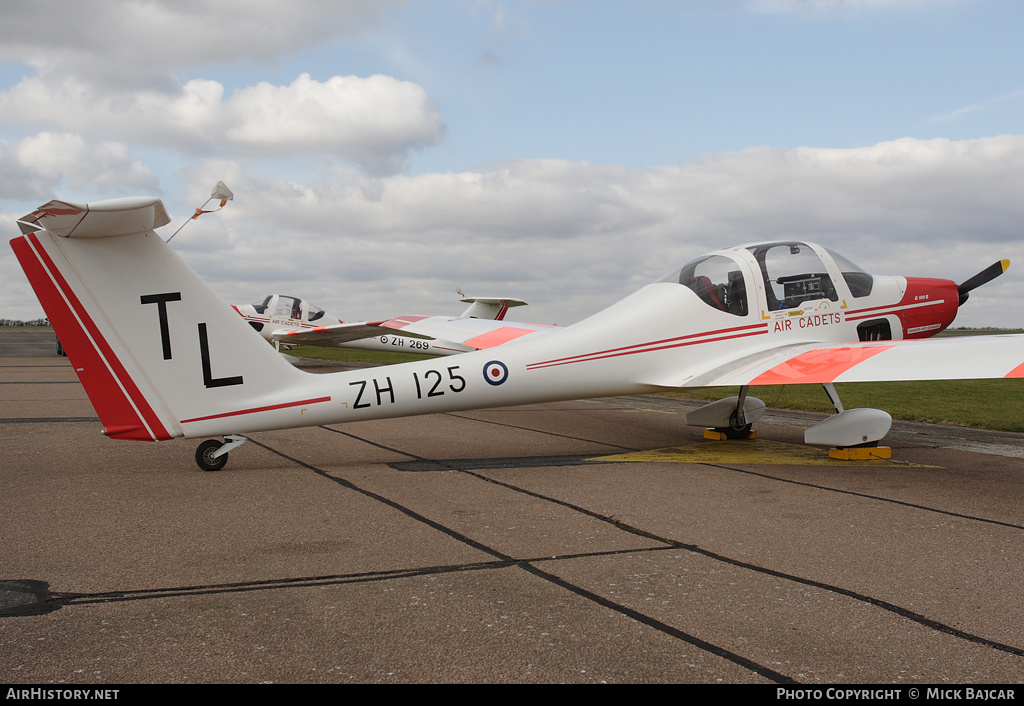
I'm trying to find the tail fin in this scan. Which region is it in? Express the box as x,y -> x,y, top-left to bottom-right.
11,197 -> 306,441
458,296 -> 528,320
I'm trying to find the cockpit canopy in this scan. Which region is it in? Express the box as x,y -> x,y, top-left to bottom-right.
660,241 -> 874,317
822,246 -> 874,298
248,294 -> 326,322
668,253 -> 750,317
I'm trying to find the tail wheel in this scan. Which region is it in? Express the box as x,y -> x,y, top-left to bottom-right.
195,439 -> 228,472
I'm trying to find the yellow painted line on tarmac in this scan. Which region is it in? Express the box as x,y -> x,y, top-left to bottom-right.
589,439 -> 933,467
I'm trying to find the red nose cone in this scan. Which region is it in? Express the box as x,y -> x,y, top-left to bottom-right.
900,278 -> 960,338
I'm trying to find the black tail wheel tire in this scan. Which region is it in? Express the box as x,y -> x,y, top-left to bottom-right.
195,439 -> 228,472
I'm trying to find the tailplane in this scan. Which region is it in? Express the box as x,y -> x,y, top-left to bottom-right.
11,197 -> 306,441
459,296 -> 527,320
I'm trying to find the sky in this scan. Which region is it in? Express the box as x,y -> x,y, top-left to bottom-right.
2,0 -> 1024,329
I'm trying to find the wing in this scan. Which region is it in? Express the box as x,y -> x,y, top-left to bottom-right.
271,321 -> 432,347
272,315 -> 557,351
380,315 -> 557,350
672,334 -> 1024,388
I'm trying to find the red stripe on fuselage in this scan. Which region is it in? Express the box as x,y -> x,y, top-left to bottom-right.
180,396 -> 332,425
11,234 -> 171,441
526,323 -> 769,370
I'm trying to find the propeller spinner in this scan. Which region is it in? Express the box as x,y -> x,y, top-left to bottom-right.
958,259 -> 1010,306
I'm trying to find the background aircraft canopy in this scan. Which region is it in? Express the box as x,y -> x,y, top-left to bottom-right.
247,294 -> 326,323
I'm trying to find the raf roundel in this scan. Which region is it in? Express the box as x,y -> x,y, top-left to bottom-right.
483,360 -> 509,386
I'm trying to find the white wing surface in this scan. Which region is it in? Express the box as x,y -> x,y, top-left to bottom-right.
274,314 -> 557,352
674,335 -> 1024,388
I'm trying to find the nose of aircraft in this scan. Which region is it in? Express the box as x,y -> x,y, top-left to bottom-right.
901,277 -> 961,337
898,259 -> 1009,338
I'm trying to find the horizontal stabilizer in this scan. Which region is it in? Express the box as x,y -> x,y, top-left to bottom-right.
459,296 -> 528,320
18,197 -> 171,238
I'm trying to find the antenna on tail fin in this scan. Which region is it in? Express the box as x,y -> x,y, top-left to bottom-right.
166,181 -> 233,243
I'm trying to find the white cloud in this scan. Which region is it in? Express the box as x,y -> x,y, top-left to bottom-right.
0,140 -> 52,202
0,74 -> 446,175
0,0 -> 401,88
0,132 -> 157,202
225,74 -> 446,174
5,135 -> 1024,326
14,132 -> 159,194
141,135 -> 1024,331
4,0 -> 1020,337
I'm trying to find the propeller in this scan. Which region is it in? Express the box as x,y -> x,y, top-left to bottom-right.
958,259 -> 1010,306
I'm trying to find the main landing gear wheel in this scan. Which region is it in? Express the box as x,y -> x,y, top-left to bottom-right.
195,440 -> 228,472
685,387 -> 765,441
721,412 -> 753,440
194,435 -> 248,472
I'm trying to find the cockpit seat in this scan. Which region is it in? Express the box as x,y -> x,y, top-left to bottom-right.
687,276 -> 727,312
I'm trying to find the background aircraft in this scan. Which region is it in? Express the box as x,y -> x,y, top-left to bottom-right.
233,293 -> 557,356
11,196 -> 1023,471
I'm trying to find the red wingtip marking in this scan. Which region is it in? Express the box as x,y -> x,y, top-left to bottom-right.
36,203 -> 85,218
381,315 -> 429,330
750,346 -> 895,385
464,327 -> 538,350
1005,361 -> 1024,379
